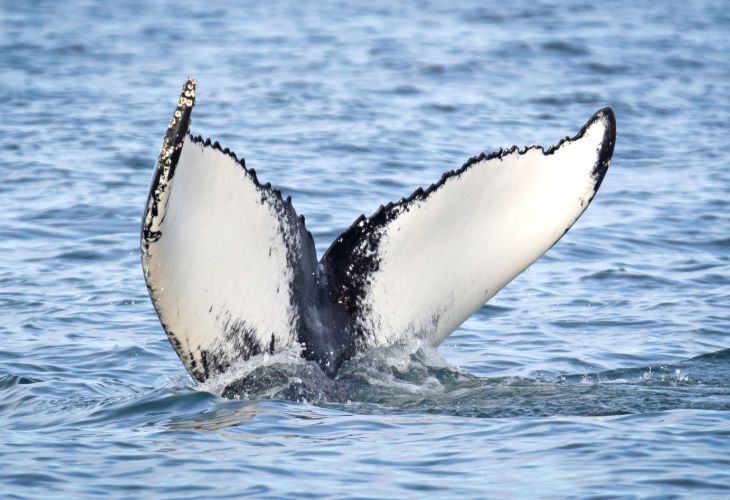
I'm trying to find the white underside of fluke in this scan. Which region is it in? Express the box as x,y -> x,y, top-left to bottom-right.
144,137 -> 299,378
356,117 -> 609,348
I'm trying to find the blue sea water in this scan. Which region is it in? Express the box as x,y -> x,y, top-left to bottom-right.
1,0 -> 729,497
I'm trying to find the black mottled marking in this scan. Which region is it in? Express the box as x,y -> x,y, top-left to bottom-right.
220,315 -> 263,358
187,314 -> 267,382
198,349 -> 230,382
200,350 -> 211,380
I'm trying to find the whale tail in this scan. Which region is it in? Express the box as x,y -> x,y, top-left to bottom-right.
141,78 -> 616,383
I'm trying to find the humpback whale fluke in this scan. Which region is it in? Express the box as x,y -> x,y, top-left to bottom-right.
141,77 -> 616,383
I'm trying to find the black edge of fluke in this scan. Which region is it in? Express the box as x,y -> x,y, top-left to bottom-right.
589,107 -> 616,193
553,107 -> 616,244
155,77 -> 197,182
141,77 -> 197,245
163,77 -> 197,176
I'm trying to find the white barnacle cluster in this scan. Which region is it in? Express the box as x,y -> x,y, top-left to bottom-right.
166,78 -> 197,133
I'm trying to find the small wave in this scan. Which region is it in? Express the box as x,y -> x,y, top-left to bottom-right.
190,343 -> 730,418
541,40 -> 591,56
199,346 -> 329,402
0,374 -> 39,390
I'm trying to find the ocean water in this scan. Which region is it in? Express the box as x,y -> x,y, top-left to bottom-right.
1,0 -> 729,497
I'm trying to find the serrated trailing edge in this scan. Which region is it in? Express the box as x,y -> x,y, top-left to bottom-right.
327,107 -> 616,243
185,134 -> 315,246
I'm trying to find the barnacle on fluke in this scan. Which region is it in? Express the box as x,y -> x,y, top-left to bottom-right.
141,77 -> 616,384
